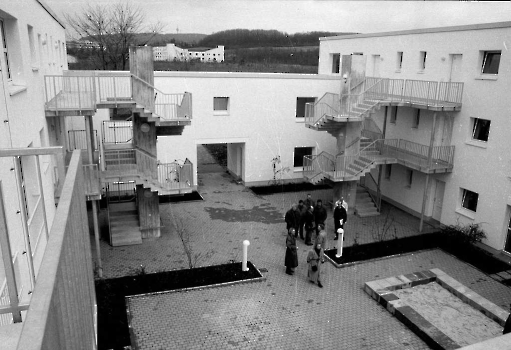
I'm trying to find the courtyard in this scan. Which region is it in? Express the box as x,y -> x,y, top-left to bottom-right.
93,146 -> 511,350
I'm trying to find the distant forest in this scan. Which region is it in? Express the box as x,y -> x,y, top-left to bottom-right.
196,29 -> 350,48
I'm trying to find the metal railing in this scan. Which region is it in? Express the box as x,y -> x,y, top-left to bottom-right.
304,77 -> 463,126
303,151 -> 335,180
68,130 -> 99,151
44,72 -> 192,122
16,151 -> 96,350
102,121 -> 133,144
379,139 -> 455,170
102,147 -> 194,193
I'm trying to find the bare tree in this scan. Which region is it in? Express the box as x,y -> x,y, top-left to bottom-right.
65,2 -> 164,70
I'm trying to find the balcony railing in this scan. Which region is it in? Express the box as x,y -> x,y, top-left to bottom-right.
102,147 -> 194,193
68,130 -> 99,151
0,150 -> 96,349
102,121 -> 133,144
44,72 -> 192,122
305,77 -> 463,126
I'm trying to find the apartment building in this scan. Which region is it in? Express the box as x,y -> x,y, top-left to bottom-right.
0,0 -> 96,349
153,43 -> 225,62
310,22 -> 511,254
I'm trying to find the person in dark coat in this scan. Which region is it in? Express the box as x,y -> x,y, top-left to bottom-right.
285,228 -> 298,275
292,204 -> 302,238
307,242 -> 324,288
285,204 -> 299,233
313,199 -> 327,234
303,205 -> 315,245
297,200 -> 307,240
304,193 -> 315,210
333,200 -> 347,240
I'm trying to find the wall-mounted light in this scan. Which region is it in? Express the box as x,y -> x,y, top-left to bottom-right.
342,73 -> 348,84
140,123 -> 150,132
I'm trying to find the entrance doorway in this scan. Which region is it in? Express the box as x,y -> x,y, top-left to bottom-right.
197,143 -> 244,182
504,209 -> 511,254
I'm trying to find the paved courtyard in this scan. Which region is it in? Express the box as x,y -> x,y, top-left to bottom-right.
93,146 -> 511,349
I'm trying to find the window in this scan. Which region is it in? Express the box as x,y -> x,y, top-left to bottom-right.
471,118 -> 491,142
332,53 -> 340,73
481,51 -> 500,74
419,51 -> 427,71
384,164 -> 392,179
296,97 -> 316,119
293,147 -> 313,168
405,169 -> 413,188
412,110 -> 420,128
389,106 -> 398,124
396,51 -> 403,70
0,19 -> 11,80
213,97 -> 229,113
461,189 -> 478,212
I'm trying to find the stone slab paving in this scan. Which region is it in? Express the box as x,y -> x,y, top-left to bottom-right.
93,145 -> 511,349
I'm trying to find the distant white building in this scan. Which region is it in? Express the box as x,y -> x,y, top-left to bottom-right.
153,44 -> 224,62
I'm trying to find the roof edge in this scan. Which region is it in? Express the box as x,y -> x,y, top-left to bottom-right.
36,0 -> 66,29
320,21 -> 511,41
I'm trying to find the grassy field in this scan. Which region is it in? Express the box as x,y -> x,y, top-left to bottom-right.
153,60 -> 317,73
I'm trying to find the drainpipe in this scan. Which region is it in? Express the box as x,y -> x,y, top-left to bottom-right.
375,106 -> 388,212
419,112 -> 437,232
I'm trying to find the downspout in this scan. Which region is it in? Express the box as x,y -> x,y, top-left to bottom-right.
419,111 -> 437,232
375,106 -> 388,212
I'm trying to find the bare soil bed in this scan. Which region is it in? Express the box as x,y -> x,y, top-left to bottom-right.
393,282 -> 503,347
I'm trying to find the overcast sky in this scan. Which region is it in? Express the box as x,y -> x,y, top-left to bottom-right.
45,0 -> 511,35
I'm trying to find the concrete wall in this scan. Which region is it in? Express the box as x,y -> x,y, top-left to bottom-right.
153,72 -> 341,187
318,23 -> 511,250
0,0 -> 67,303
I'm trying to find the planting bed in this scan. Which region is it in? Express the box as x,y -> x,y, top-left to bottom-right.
96,261 -> 264,350
364,268 -> 509,350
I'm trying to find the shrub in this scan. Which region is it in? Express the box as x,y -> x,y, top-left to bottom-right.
440,222 -> 486,246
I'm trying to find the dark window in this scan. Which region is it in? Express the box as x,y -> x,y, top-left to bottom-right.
472,118 -> 491,142
213,97 -> 229,111
481,51 -> 501,74
461,189 -> 478,212
0,19 -> 11,80
397,51 -> 403,70
296,97 -> 316,119
384,164 -> 392,179
294,147 -> 313,167
332,53 -> 340,73
420,51 -> 427,70
390,106 -> 398,124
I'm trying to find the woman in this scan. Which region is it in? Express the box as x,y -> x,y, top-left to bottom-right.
285,227 -> 298,275
307,243 -> 323,288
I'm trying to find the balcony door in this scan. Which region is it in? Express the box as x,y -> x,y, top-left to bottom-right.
449,54 -> 463,82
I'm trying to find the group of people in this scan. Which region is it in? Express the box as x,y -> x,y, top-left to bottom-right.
284,194 -> 349,288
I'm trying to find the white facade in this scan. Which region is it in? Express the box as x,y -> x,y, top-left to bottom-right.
318,22 -> 511,252
153,43 -> 225,62
153,71 -> 339,185
0,0 -> 67,311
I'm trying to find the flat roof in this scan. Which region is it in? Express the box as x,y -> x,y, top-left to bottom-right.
320,21 -> 511,41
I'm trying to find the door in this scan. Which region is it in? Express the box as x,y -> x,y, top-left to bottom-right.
372,55 -> 380,77
504,210 -> 511,254
449,54 -> 463,82
432,180 -> 445,221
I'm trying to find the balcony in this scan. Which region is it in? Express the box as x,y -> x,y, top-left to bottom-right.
44,72 -> 192,128
0,150 -> 96,349
304,138 -> 454,183
101,147 -> 194,196
305,77 -> 463,131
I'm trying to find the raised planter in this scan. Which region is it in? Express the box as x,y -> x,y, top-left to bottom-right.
96,261 -> 264,350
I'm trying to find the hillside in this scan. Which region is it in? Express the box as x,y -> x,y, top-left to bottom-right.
134,33 -> 206,46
